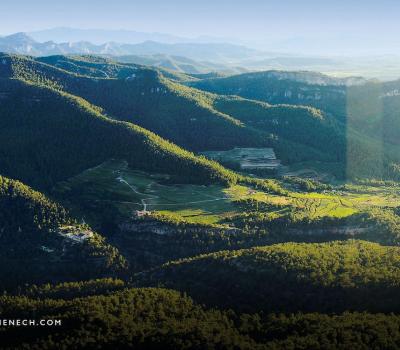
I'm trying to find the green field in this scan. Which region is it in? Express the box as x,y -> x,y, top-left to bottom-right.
54,159 -> 400,226
55,159 -> 238,224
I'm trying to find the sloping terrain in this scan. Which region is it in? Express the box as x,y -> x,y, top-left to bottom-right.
188,70 -> 400,142
137,240 -> 400,313
188,70 -> 400,179
1,53 -> 372,171
1,53 -> 271,152
187,70 -> 352,116
0,77 -> 238,190
0,175 -> 126,289
113,54 -> 242,75
3,285 -> 400,349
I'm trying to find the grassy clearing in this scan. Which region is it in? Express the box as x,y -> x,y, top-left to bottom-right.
55,159 -> 238,224
225,185 -> 291,206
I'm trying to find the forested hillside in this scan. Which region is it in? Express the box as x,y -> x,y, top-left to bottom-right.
188,70 -> 400,146
0,175 -> 126,289
188,70 -> 400,179
0,78 -> 238,190
1,53 -> 366,170
1,53 -> 270,151
3,285 -> 400,349
213,96 -> 345,162
187,71 -> 351,116
137,240 -> 400,313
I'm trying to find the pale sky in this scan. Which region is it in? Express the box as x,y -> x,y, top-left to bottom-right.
1,0 -> 399,54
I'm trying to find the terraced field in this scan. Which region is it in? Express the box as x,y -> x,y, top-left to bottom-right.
291,186 -> 400,219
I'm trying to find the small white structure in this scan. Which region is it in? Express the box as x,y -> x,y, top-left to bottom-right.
134,210 -> 151,218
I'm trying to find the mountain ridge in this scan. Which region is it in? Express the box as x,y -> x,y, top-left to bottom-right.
0,32 -> 259,62
3,53 -> 399,180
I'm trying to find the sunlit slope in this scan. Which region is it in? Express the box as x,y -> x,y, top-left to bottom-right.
0,53 -> 269,151
137,240 -> 400,313
35,55 -> 222,81
36,54 -> 197,82
187,70 -> 351,116
0,78 -> 238,190
1,53 -> 344,164
2,53 -> 399,179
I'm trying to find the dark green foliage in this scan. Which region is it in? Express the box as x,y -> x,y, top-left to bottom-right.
282,176 -> 333,192
213,96 -> 345,162
186,71 -> 350,117
1,53 -> 363,170
2,287 -> 400,349
137,240 -> 400,313
364,209 -> 400,245
0,288 -> 259,350
1,53 -> 270,152
0,175 -> 68,233
242,312 -> 400,349
228,207 -> 400,247
23,278 -> 127,300
188,71 -> 400,180
1,53 -> 400,348
110,214 -> 274,272
0,175 -> 127,289
4,53 -> 400,180
0,78 -> 238,190
389,163 -> 400,180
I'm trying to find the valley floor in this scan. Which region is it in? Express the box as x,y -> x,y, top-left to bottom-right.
54,159 -> 400,226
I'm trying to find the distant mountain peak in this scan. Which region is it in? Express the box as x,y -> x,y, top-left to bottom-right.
4,32 -> 35,43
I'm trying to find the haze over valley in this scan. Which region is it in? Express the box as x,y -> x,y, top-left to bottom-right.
2,29 -> 400,79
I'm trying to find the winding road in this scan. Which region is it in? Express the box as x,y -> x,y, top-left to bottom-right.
116,174 -> 229,212
116,175 -> 158,211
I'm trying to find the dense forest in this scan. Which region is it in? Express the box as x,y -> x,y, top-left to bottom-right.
136,240 -> 400,313
0,175 -> 126,289
2,283 -> 400,349
0,77 -> 240,190
4,53 -> 400,180
188,70 -> 400,180
1,53 -> 270,152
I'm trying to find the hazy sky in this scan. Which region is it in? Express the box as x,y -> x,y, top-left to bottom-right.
1,0 -> 399,53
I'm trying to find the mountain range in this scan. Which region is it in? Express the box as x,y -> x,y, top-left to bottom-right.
2,31 -> 400,79
0,32 -> 258,62
28,27 -> 240,45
